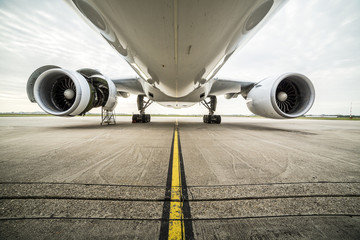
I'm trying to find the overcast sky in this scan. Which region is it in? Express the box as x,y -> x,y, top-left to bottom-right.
0,0 -> 359,115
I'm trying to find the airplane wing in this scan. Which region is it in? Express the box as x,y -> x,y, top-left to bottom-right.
112,78 -> 145,96
209,79 -> 255,99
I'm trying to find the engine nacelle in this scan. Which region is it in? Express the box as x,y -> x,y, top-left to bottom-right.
27,66 -> 117,116
246,73 -> 315,119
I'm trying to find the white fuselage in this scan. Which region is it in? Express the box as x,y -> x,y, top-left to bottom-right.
69,0 -> 285,108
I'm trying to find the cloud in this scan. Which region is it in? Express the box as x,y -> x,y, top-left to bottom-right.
0,0 -> 359,115
217,0 -> 360,114
0,0 -> 135,113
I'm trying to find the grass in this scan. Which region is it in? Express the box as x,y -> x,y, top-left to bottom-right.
0,113 -> 359,120
299,117 -> 360,120
0,114 -> 52,117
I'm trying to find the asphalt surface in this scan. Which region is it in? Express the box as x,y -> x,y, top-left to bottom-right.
0,116 -> 359,239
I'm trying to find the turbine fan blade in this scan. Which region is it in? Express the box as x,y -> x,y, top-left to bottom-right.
51,77 -> 76,111
276,80 -> 299,113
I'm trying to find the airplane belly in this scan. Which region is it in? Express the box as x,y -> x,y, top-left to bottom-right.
71,0 -> 284,98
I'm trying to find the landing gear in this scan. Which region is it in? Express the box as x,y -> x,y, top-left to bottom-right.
132,95 -> 153,123
132,114 -> 151,123
203,114 -> 221,124
201,96 -> 221,124
101,107 -> 116,125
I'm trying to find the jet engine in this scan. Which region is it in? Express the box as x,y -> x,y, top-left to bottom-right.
27,66 -> 117,116
246,73 -> 315,119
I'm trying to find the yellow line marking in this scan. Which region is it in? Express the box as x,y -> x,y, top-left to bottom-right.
168,126 -> 185,239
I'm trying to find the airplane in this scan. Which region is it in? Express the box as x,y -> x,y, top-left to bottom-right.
26,0 -> 315,124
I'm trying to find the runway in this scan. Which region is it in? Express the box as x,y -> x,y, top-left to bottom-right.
0,116 -> 359,239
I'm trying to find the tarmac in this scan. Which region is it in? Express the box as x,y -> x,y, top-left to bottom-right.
0,116 -> 359,239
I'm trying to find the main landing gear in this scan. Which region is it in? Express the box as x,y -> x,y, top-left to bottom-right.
201,96 -> 221,124
132,95 -> 153,123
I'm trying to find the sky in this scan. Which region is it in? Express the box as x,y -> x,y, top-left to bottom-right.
0,0 -> 359,115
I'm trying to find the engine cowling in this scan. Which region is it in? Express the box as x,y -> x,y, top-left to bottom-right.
246,73 -> 315,119
27,66 -> 117,116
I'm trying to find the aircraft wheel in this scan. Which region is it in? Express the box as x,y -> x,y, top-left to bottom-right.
216,115 -> 221,124
203,114 -> 221,124
203,115 -> 209,123
132,114 -> 139,123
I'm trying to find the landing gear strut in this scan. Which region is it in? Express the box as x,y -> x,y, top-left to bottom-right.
132,95 -> 153,123
101,107 -> 116,125
201,96 -> 221,124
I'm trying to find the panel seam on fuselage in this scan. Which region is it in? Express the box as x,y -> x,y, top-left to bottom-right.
174,0 -> 178,99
